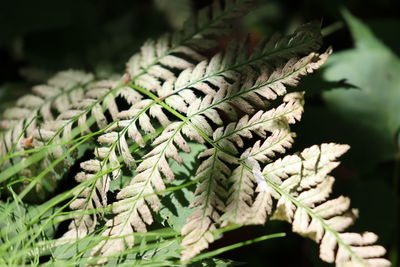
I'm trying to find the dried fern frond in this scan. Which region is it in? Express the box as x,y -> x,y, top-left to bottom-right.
180,147 -> 232,261
220,97 -> 300,227
89,26 -> 327,263
0,70 -> 93,160
147,24 -> 324,145
61,99 -> 171,242
1,1 -> 390,266
245,143 -> 391,266
0,0 -> 255,174
181,93 -> 304,261
153,22 -> 323,110
89,46 -> 327,262
34,80 -> 119,144
127,0 -> 255,90
55,0 -> 257,252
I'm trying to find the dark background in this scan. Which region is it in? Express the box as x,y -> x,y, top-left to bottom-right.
1,0 -> 399,266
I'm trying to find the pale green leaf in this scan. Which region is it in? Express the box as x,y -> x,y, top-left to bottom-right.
322,9 -> 400,161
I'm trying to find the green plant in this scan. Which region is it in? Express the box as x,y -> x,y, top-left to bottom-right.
0,1 -> 391,266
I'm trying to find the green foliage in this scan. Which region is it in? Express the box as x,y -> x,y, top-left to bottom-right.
322,9 -> 400,162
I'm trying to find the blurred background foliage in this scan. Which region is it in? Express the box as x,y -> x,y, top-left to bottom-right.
0,0 -> 399,266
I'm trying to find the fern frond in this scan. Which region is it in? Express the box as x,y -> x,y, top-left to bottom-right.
180,148 -> 231,262
89,34 -> 328,261
0,0 -> 392,265
180,93 -> 304,259
127,0 -> 255,91
0,0 -> 257,183
0,80 -> 122,203
51,2 -> 258,255
179,51 -> 326,147
60,160 -> 112,241
215,92 -> 303,152
166,47 -> 329,144
248,143 -> 390,266
89,121 -> 191,261
153,22 -> 323,116
31,80 -> 120,156
220,95 -> 302,226
0,70 -> 93,160
95,91 -> 304,261
64,85 -> 179,253
60,96 -> 173,241
60,30 -> 329,263
1,0 -> 254,169
220,127 -> 296,225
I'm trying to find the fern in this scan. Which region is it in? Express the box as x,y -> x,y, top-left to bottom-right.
0,70 -> 93,159
0,0 -> 391,266
59,0 -> 258,252
252,143 -> 390,266
0,0 -> 254,174
88,23 -> 325,261
127,0 -> 255,88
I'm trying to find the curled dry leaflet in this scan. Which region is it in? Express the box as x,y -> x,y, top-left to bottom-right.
0,0 -> 391,266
